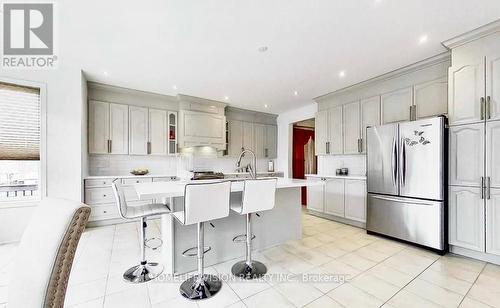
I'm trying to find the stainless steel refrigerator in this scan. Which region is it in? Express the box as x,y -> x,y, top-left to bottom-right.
366,116 -> 446,252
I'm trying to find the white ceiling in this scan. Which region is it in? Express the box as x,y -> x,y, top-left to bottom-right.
61,0 -> 500,114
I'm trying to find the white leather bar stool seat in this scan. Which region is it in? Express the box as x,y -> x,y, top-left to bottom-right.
111,181 -> 171,283
171,181 -> 232,300
231,178 -> 277,279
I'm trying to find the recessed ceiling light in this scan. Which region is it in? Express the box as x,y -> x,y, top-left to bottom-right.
264,104 -> 268,108
103,71 -> 108,76
294,91 -> 299,96
224,96 -> 229,101
172,85 -> 177,90
258,46 -> 268,52
419,34 -> 428,44
339,70 -> 346,78
374,0 -> 382,4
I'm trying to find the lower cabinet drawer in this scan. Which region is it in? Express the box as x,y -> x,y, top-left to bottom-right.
85,178 -> 116,188
90,205 -> 120,221
153,177 -> 177,182
85,187 -> 115,205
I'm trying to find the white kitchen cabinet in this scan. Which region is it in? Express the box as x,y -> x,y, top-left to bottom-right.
486,53 -> 500,121
449,186 -> 485,252
449,123 -> 485,187
88,100 -> 110,154
343,101 -> 361,154
265,124 -> 277,158
228,120 -> 243,156
129,106 -> 149,155
315,111 -> 328,155
361,96 -> 380,154
344,179 -> 366,222
486,188 -> 500,256
413,77 -> 448,119
306,177 -> 324,212
448,57 -> 485,126
242,121 -> 254,151
254,123 -> 266,158
325,178 -> 344,217
148,108 -> 168,155
486,120 -> 500,188
109,104 -> 129,155
381,87 -> 412,124
328,107 -> 343,154
179,110 -> 226,150
167,112 -> 177,155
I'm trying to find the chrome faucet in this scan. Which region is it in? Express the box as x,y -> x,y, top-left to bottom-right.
236,149 -> 257,179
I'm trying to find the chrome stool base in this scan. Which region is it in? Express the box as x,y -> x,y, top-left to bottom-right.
180,274 -> 222,300
231,260 -> 267,279
123,262 -> 163,283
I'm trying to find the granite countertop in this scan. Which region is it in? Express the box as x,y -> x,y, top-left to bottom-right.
304,174 -> 367,180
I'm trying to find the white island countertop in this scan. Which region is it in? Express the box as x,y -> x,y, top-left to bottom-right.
134,178 -> 321,200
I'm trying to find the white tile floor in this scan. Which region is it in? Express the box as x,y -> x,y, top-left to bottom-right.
1,212 -> 500,308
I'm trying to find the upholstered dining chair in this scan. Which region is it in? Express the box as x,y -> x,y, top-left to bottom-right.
8,198 -> 91,308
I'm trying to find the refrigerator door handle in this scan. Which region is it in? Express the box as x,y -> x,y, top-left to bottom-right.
370,195 -> 434,206
391,137 -> 397,186
401,138 -> 407,187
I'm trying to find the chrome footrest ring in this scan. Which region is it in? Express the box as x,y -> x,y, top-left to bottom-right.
145,237 -> 163,250
182,246 -> 211,257
232,234 -> 256,243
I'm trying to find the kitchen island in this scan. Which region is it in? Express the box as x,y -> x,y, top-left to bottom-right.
134,178 -> 320,274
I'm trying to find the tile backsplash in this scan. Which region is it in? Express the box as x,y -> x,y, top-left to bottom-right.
89,154 -> 275,177
317,155 -> 366,176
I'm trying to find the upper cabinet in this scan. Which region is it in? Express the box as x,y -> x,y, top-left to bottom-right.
225,115 -> 277,159
89,101 -> 128,155
343,101 -> 361,154
148,109 -> 168,155
486,51 -> 500,121
413,77 -> 448,119
89,100 -> 177,156
265,124 -> 277,159
448,55 -> 485,126
448,36 -> 500,125
89,100 -> 110,154
381,87 -> 412,124
360,96 -> 380,153
129,106 -> 149,155
329,107 -> 343,154
315,110 -> 328,155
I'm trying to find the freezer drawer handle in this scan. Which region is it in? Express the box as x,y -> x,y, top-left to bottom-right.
486,96 -> 491,120
481,177 -> 485,199
480,97 -> 485,120
486,177 -> 491,200
371,195 -> 433,206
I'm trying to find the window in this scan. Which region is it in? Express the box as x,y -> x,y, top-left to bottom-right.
0,82 -> 41,201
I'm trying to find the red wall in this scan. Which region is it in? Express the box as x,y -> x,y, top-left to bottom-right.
292,127 -> 315,205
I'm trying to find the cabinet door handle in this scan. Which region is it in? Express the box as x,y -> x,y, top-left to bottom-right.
486,96 -> 491,120
147,141 -> 151,154
486,176 -> 491,200
326,142 -> 330,154
480,97 -> 485,120
481,176 -> 485,199
357,138 -> 362,153
109,140 -> 112,153
107,139 -> 111,153
265,148 -> 268,158
409,106 -> 413,121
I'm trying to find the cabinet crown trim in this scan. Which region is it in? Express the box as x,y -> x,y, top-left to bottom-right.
442,19 -> 500,49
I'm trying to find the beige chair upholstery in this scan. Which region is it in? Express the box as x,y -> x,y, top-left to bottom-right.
8,198 -> 91,308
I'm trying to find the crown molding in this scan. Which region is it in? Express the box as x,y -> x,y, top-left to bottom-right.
314,51 -> 450,102
442,19 -> 500,49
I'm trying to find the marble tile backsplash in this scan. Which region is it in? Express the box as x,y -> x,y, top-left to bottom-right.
317,155 -> 366,176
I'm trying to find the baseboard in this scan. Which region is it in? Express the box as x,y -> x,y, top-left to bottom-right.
450,245 -> 500,265
306,209 -> 366,229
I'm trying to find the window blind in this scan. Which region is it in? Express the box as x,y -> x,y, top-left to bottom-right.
0,82 -> 41,160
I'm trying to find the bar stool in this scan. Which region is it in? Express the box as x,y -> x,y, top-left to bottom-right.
171,181 -> 232,300
111,181 -> 171,283
231,178 -> 277,279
